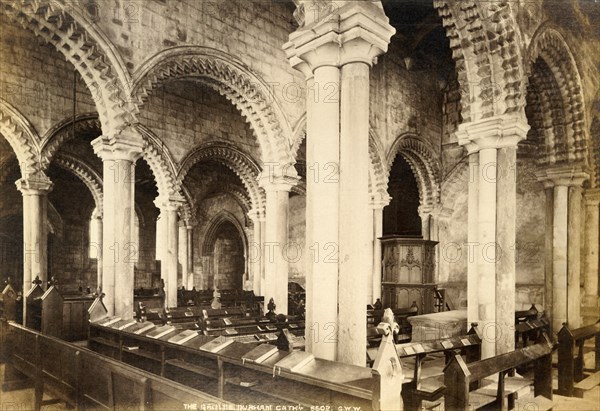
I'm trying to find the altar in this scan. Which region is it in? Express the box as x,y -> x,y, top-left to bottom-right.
407,309 -> 468,342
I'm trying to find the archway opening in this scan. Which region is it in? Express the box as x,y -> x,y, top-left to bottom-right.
383,155 -> 422,236
206,219 -> 245,290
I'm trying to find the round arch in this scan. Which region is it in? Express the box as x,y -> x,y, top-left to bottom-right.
526,26 -> 589,166
0,98 -> 41,176
132,46 -> 296,167
52,153 -> 103,214
434,1 -> 526,123
1,1 -> 135,136
178,142 -> 265,212
40,113 -> 101,170
40,114 -> 182,209
386,135 -> 441,210
201,211 -> 248,290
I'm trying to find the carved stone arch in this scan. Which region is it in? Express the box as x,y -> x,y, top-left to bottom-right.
219,184 -> 252,215
135,124 -> 180,200
434,1 -> 526,122
526,27 -> 589,165
291,113 -> 307,159
0,98 -> 41,175
1,1 -> 136,136
590,115 -> 600,189
40,113 -> 101,170
368,129 -> 388,200
386,135 -> 441,209
132,46 -> 295,167
291,182 -> 306,197
439,159 -> 469,219
52,153 -> 103,214
177,142 -> 265,212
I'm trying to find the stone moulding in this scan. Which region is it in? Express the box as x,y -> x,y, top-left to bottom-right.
131,46 -> 295,168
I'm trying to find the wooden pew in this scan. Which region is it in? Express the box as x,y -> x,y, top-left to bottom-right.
444,334 -> 554,411
367,303 -> 419,345
396,324 -> 482,411
87,318 -> 404,409
557,320 -> 600,397
24,278 -> 45,330
0,280 -> 18,322
515,305 -> 549,348
61,292 -> 96,341
0,320 -> 232,410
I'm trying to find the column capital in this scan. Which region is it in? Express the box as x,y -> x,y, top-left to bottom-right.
91,127 -> 145,162
536,164 -> 589,188
369,192 -> 391,209
456,115 -> 529,153
584,188 -> 600,206
284,1 -> 395,74
258,175 -> 299,192
418,203 -> 441,218
154,195 -> 185,212
248,207 -> 266,222
16,172 -> 53,195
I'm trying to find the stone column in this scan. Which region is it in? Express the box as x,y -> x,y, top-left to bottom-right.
93,211 -> 103,288
92,131 -> 144,318
178,223 -> 188,288
249,208 -> 264,296
537,166 -> 588,331
456,116 -> 528,358
259,178 -> 296,315
16,173 -> 53,292
155,199 -> 180,308
285,1 -> 394,365
583,189 -> 600,299
542,183 -> 554,332
466,151 -> 479,325
338,61 -> 373,365
369,195 -> 390,305
186,225 -> 194,289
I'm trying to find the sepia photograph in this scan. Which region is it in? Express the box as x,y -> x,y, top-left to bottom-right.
0,0 -> 599,409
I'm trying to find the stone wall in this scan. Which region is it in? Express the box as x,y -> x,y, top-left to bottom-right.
437,155 -> 547,310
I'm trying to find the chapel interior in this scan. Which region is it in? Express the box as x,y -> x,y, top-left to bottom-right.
0,0 -> 599,410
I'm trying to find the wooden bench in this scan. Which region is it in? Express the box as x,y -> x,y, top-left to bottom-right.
397,323 -> 482,411
0,319 -> 231,410
557,320 -> 600,397
515,305 -> 549,348
87,318 -> 404,409
0,280 -> 17,322
444,334 -> 554,411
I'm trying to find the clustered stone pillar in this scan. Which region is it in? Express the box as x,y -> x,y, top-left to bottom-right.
16,173 -> 52,322
92,131 -> 144,318
456,116 -> 529,358
260,178 -> 295,315
285,1 -> 394,365
156,199 -> 180,308
583,189 -> 600,301
538,166 -> 588,331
